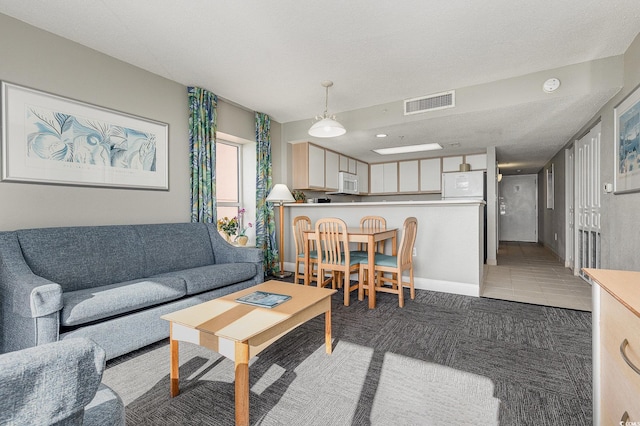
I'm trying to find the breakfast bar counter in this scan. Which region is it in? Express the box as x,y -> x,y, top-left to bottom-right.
282,200 -> 485,297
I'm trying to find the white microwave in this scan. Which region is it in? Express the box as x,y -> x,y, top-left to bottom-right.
328,172 -> 359,195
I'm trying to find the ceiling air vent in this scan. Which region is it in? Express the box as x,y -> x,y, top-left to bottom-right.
404,90 -> 455,115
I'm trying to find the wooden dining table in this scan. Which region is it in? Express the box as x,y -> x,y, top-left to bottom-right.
302,227 -> 397,309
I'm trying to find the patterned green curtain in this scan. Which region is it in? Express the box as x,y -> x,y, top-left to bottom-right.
188,87 -> 218,223
255,112 -> 279,276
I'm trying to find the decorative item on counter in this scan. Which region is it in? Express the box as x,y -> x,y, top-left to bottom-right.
292,190 -> 306,203
235,208 -> 252,246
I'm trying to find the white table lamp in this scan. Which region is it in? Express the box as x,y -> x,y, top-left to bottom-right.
266,184 -> 295,278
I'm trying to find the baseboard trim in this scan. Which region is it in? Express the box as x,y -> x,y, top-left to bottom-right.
285,262 -> 480,298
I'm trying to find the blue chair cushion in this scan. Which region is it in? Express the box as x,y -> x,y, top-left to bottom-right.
350,250 -> 372,258
297,250 -> 318,259
359,253 -> 398,268
319,254 -> 363,267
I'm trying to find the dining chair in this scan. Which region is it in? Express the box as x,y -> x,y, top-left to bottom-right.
292,215 -> 317,285
358,217 -> 417,307
315,217 -> 362,306
355,215 -> 387,254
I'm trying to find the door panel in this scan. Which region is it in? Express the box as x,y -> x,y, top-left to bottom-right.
498,175 -> 538,242
575,123 -> 601,278
565,145 -> 575,270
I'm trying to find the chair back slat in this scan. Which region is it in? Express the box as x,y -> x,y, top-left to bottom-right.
359,216 -> 387,253
292,216 -> 312,256
316,218 -> 349,267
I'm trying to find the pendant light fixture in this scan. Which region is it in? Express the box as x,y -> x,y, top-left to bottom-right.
308,80 -> 346,138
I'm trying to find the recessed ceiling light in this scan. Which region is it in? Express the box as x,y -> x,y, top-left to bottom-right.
376,133 -> 387,138
373,143 -> 443,155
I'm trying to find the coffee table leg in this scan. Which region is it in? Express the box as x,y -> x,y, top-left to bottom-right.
170,327 -> 180,397
235,341 -> 250,426
325,307 -> 332,354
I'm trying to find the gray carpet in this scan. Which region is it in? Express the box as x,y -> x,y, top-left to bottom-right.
103,280 -> 592,425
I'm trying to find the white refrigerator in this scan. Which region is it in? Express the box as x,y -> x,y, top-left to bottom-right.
441,170 -> 485,200
442,170 -> 487,262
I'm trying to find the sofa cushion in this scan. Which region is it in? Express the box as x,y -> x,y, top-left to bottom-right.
17,226 -> 145,291
135,223 -> 215,276
154,263 -> 257,295
61,277 -> 187,327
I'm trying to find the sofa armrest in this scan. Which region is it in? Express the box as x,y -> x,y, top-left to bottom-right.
0,232 -> 63,318
216,245 -> 263,265
0,338 -> 106,425
205,224 -> 263,264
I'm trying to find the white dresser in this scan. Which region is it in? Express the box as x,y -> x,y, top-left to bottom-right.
585,268 -> 640,425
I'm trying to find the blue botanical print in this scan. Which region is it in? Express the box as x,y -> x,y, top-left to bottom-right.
26,107 -> 156,171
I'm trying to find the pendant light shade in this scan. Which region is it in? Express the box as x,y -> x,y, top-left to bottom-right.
308,117 -> 346,138
308,81 -> 346,138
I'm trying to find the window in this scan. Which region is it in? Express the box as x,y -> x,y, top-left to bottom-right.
216,141 -> 240,221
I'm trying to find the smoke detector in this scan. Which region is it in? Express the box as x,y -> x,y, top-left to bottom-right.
543,78 -> 561,93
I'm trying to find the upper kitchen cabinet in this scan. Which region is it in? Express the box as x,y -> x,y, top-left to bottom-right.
357,161 -> 369,194
325,150 -> 339,191
442,155 -> 464,172
339,155 -> 357,174
399,160 -> 419,192
464,153 -> 487,170
292,142 -> 326,190
442,153 -> 487,172
370,162 -> 398,194
420,158 -> 441,192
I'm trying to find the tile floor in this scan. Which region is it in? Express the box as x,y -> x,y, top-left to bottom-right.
482,241 -> 592,311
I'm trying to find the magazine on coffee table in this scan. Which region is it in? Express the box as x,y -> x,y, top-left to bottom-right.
235,291 -> 291,308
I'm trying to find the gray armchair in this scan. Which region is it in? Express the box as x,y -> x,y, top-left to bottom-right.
0,337 -> 125,425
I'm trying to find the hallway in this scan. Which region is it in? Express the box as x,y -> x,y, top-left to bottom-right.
482,241 -> 592,311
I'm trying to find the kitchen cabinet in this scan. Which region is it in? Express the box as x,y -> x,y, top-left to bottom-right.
420,158 -> 441,191
325,150 -> 339,190
370,162 -> 398,193
584,268 -> 640,425
399,160 -> 419,192
340,155 -> 358,174
442,155 -> 464,172
465,153 -> 487,170
357,161 -> 369,194
292,142 -> 325,189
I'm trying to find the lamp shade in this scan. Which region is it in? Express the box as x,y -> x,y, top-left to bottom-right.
308,117 -> 346,138
266,184 -> 295,203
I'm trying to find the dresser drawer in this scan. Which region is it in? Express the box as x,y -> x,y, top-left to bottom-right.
600,289 -> 640,423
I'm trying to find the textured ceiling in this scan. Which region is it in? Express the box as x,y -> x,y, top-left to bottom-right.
1,0 -> 639,173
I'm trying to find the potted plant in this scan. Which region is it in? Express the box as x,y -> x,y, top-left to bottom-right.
235,208 -> 252,246
217,216 -> 238,242
292,190 -> 306,203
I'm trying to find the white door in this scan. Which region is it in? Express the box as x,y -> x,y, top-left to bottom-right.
575,123 -> 601,278
498,175 -> 538,242
565,145 -> 575,270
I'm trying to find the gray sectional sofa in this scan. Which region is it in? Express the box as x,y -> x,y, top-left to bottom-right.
0,222 -> 264,359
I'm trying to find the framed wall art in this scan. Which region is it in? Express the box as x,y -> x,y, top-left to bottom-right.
614,84 -> 640,194
1,81 -> 168,190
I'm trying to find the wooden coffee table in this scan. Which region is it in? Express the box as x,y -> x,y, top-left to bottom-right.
161,280 -> 336,426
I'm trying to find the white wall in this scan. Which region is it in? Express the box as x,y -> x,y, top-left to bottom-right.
541,32 -> 640,271
0,14 -> 189,230
0,14 -> 270,232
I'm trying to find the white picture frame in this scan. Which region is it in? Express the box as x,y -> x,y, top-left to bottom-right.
1,81 -> 169,190
614,84 -> 640,194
